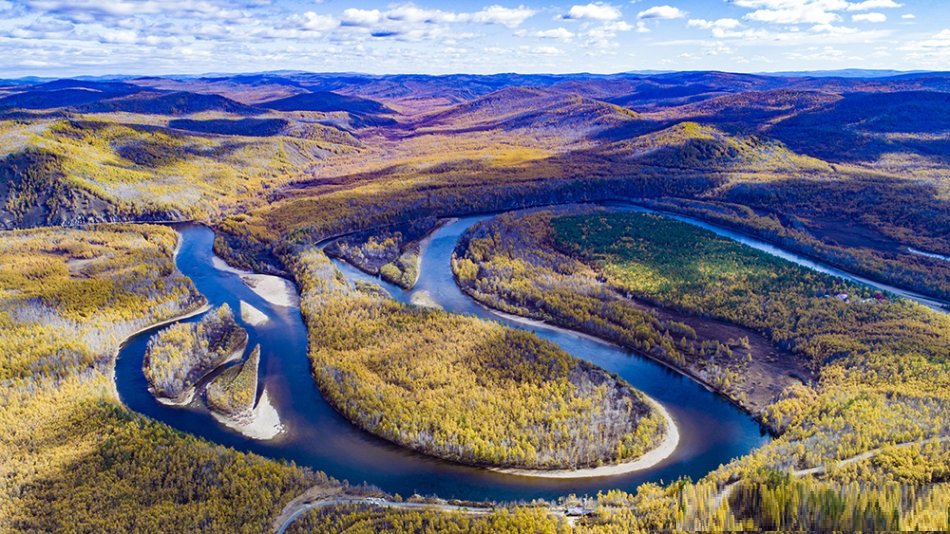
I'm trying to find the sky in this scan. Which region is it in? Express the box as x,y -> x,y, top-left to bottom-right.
0,0 -> 948,77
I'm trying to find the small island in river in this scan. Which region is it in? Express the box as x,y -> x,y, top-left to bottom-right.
142,303 -> 248,406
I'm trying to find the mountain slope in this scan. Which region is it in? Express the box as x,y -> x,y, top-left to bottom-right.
80,91 -> 259,115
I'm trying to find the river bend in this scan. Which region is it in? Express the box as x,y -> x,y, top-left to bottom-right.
116,216 -> 769,501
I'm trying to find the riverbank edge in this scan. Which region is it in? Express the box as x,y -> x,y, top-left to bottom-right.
490,395 -> 679,478
324,218 -> 455,291
458,280 -> 774,432
209,388 -> 284,440
147,337 -> 248,407
107,301 -> 212,402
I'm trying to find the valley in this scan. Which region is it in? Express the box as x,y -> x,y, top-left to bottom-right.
2,69 -> 950,531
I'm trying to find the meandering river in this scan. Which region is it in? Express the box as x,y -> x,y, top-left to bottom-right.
115,203 -> 949,501
115,216 -> 771,501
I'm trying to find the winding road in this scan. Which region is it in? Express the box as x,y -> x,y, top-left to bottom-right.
274,497 -> 496,534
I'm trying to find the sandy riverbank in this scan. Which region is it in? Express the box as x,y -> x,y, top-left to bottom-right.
491,396 -> 679,479
409,289 -> 441,309
479,305 -> 624,350
240,274 -> 300,308
210,388 -> 284,440
240,300 -> 270,326
211,254 -> 301,308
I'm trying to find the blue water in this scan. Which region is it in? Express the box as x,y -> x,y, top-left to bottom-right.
115,218 -> 769,501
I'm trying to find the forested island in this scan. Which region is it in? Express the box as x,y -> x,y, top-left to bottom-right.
142,303 -> 248,405
290,247 -> 669,470
324,218 -> 442,289
206,344 -> 260,419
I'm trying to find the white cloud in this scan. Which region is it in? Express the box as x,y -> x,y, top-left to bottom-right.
580,19 -> 633,48
25,0 -> 251,22
688,18 -> 741,30
851,12 -> 886,22
288,11 -> 338,32
637,5 -> 686,20
809,23 -> 858,34
900,28 -> 950,51
729,0 -> 901,27
845,0 -> 901,10
744,6 -> 840,25
901,13 -> 914,19
785,45 -> 848,61
470,5 -> 536,28
342,4 -> 534,31
522,27 -> 575,40
603,20 -> 633,31
528,45 -> 563,55
25,0 -> 161,22
340,8 -> 382,26
98,29 -> 138,43
385,4 -> 462,24
564,3 -> 622,21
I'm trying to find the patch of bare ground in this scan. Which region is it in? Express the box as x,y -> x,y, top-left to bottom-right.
620,292 -> 811,416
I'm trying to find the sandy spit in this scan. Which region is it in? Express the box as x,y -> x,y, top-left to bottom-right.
210,388 -> 284,440
240,274 -> 300,308
240,300 -> 270,326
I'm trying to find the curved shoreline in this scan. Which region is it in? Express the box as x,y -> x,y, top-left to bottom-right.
108,302 -> 211,401
467,289 -> 772,425
490,395 -> 679,479
209,388 -> 284,440
147,339 -> 247,407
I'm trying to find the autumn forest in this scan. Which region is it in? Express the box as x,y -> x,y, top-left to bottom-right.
1,68 -> 950,532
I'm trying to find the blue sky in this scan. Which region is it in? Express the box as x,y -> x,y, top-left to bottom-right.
1,0 -> 947,77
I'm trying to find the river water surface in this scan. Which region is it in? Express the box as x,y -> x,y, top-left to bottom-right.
116,205 -> 948,500
115,216 -> 770,501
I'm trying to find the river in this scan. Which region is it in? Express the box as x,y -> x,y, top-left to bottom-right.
606,202 -> 950,313
115,215 -> 771,501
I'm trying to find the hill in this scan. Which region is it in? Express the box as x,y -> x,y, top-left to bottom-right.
767,91 -> 950,163
411,86 -> 639,139
0,81 -> 140,110
80,91 -> 259,115
0,148 -> 118,229
262,91 -> 394,115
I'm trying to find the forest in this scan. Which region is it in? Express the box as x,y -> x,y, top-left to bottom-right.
0,224 -> 337,532
453,208 -> 811,418
206,344 -> 261,419
288,246 -> 666,469
449,208 -> 950,530
142,303 -> 248,404
2,70 -> 950,531
323,218 -> 441,289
